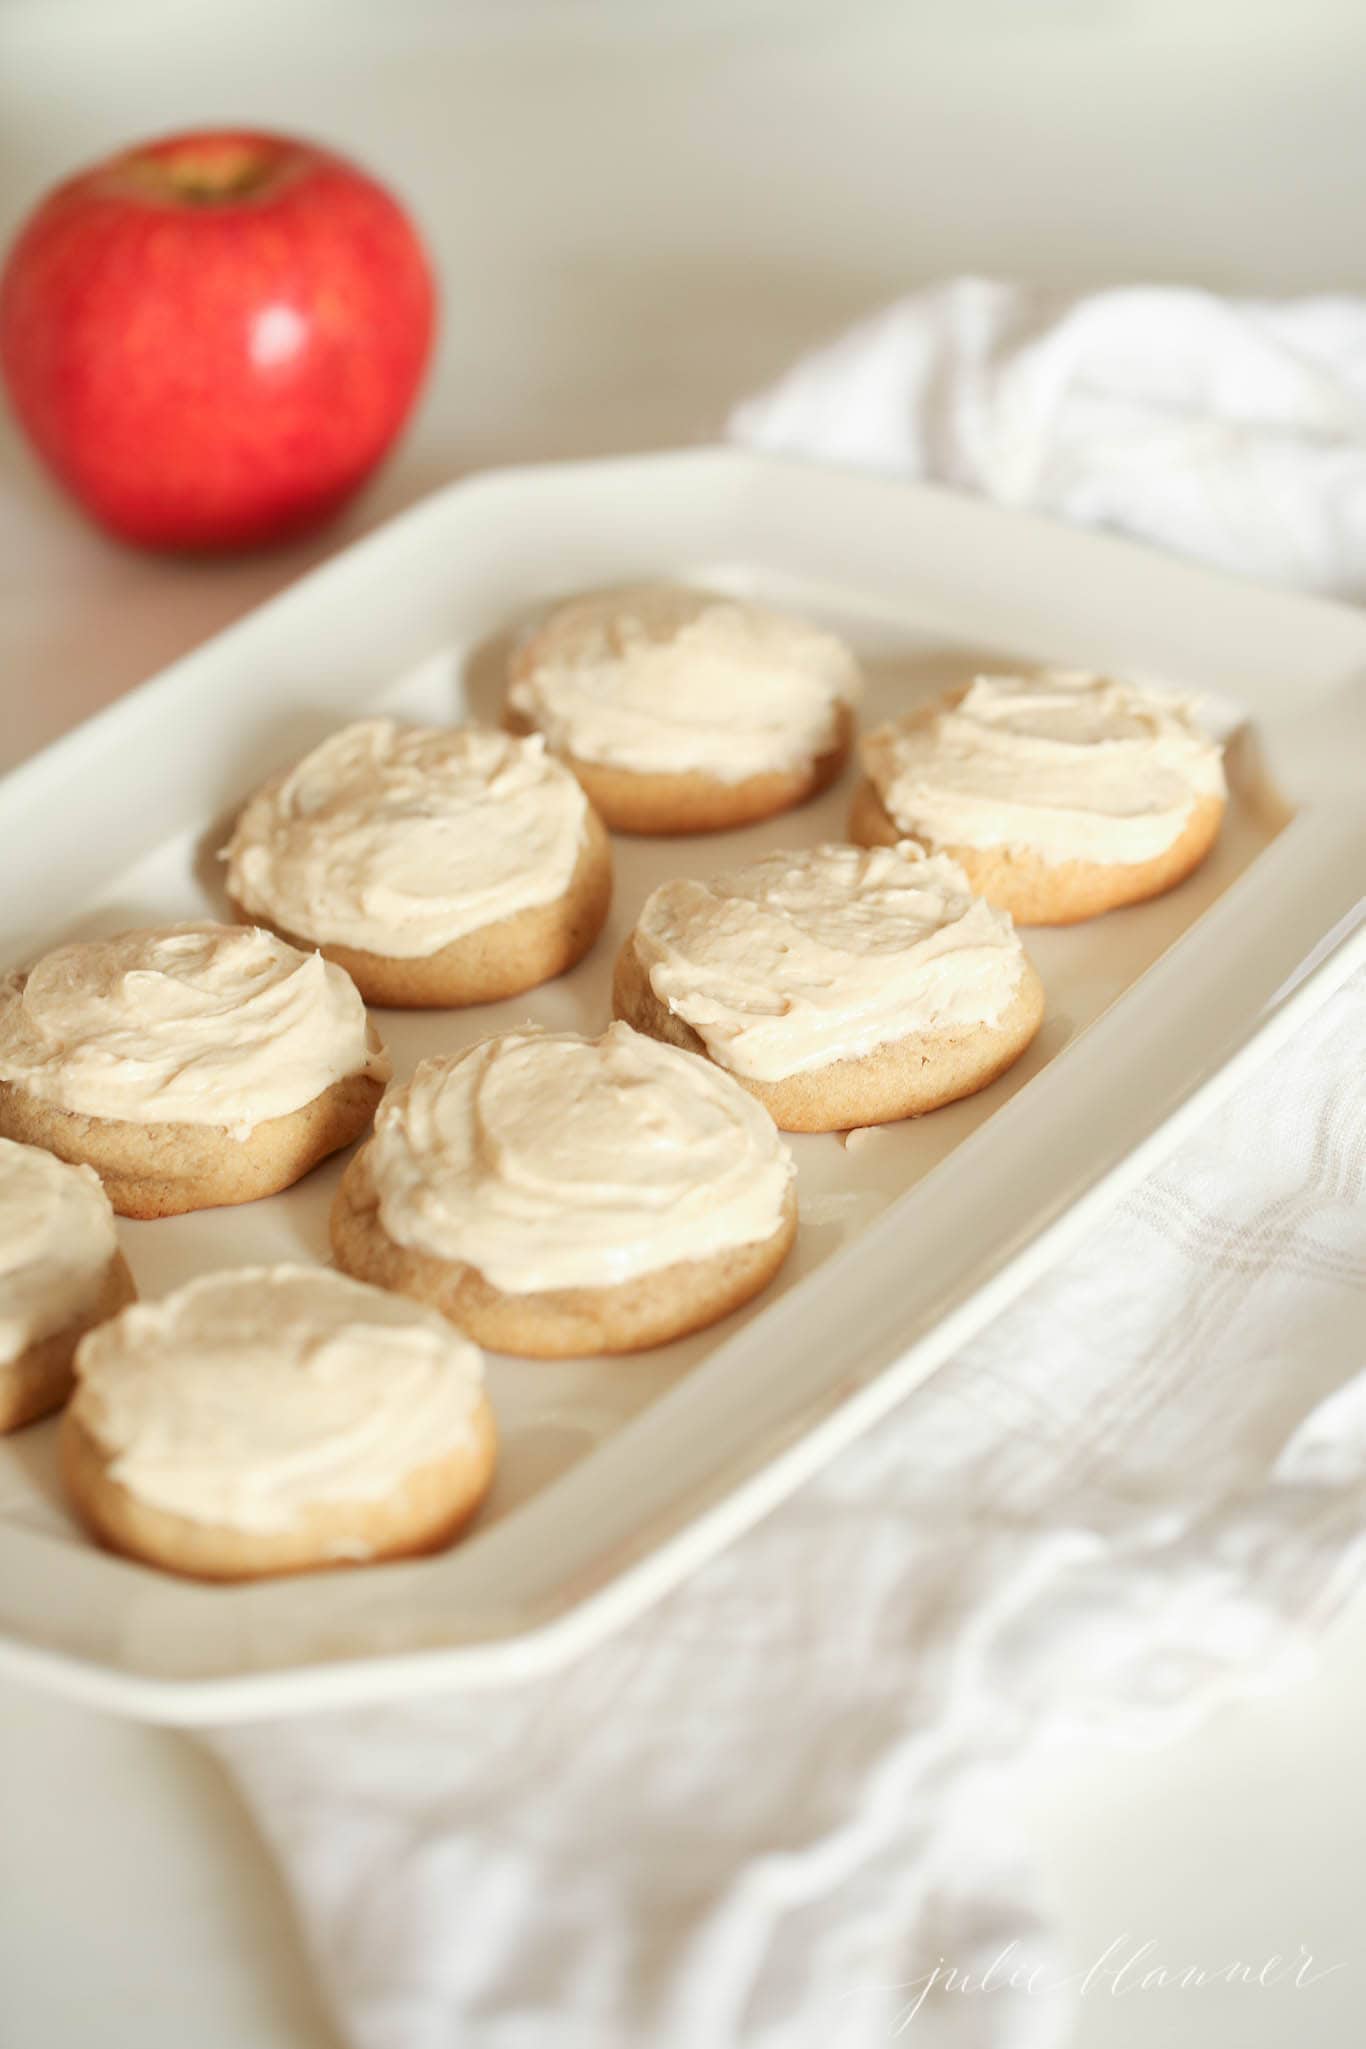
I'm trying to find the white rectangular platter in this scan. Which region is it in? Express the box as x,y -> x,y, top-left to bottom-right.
1,448 -> 1363,1723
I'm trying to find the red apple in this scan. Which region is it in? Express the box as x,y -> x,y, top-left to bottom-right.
0,129 -> 437,550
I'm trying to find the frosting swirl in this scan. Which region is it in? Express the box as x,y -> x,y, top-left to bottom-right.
224,720 -> 591,958
0,1138 -> 119,1366
368,1022 -> 795,1291
507,585 -> 862,781
0,923 -> 388,1136
634,842 -> 1028,1081
69,1266 -> 486,1535
862,672 -> 1226,866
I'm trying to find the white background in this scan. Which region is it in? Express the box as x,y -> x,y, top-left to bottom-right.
2,3 -> 1366,2044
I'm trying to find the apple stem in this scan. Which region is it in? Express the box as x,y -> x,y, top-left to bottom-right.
122,142 -> 284,206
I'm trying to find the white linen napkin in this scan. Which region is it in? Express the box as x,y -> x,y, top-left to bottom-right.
731,278 -> 1366,595
210,281 -> 1366,2049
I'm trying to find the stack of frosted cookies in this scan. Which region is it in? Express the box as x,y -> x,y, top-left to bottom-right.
0,577 -> 1230,1588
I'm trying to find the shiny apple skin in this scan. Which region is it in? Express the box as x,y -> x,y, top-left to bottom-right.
0,131 -> 438,551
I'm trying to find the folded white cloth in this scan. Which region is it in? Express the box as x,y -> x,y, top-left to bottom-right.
733,278 -> 1366,595
211,282 -> 1366,2049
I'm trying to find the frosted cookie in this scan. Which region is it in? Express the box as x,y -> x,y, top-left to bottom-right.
223,720 -> 612,1008
332,1022 -> 798,1356
615,842 -> 1043,1131
504,585 -> 861,835
852,671 -> 1227,924
0,1138 -> 136,1433
0,924 -> 390,1218
61,1266 -> 495,1581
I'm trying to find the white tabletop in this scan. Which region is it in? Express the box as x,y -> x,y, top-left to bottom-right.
4,3 -> 1366,2042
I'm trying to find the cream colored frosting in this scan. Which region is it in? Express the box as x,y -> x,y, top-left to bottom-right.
0,923 -> 388,1139
368,1022 -> 795,1292
634,842 -> 1027,1082
0,1138 -> 119,1367
862,672 -> 1226,866
507,585 -> 862,782
69,1266 -> 486,1536
224,720 -> 591,958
